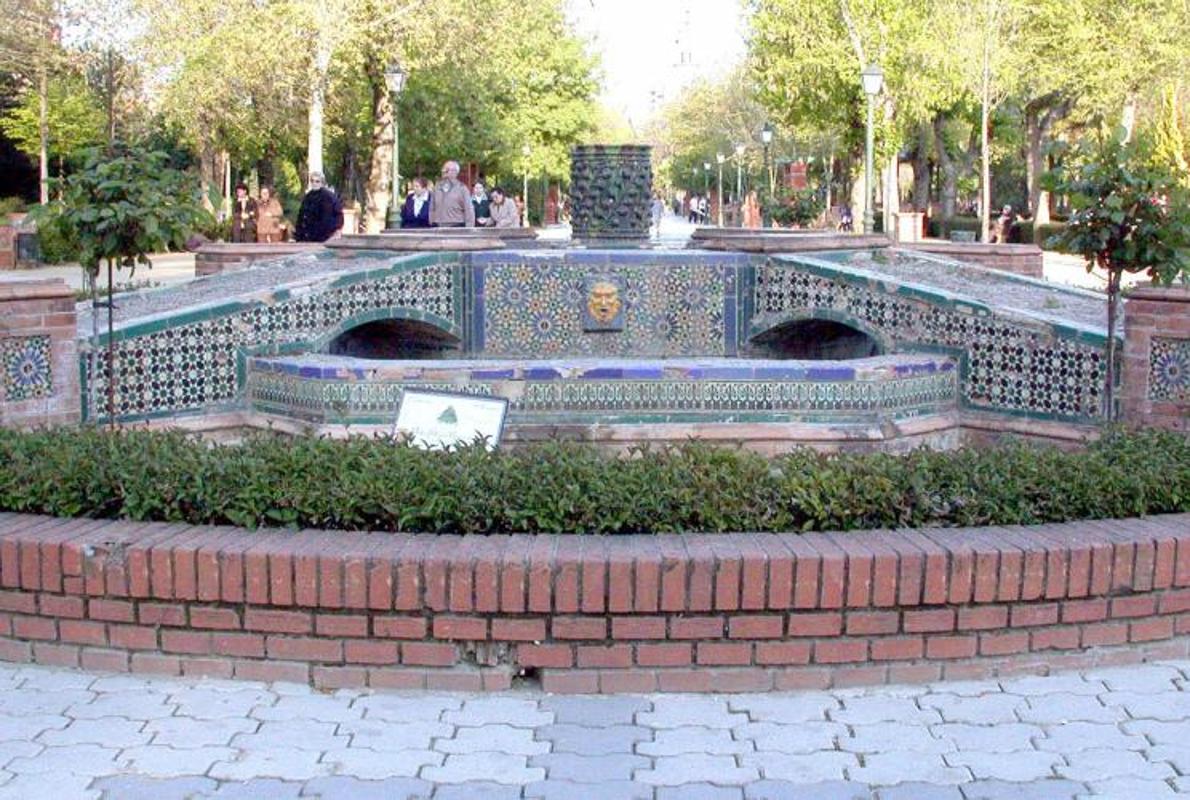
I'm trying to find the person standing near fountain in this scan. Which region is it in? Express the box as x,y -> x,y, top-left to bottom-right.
488,187 -> 520,228
430,161 -> 476,228
294,172 -> 344,242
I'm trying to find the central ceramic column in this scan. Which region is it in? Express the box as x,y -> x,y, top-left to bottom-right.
569,145 -> 652,247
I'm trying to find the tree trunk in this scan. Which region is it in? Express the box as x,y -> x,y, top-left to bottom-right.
1121,92 -> 1137,143
1103,262 -> 1120,420
104,49 -> 116,145
1025,103 -> 1049,225
362,64 -> 394,234
980,20 -> 992,244
913,123 -> 931,213
933,117 -> 957,221
37,63 -> 48,205
884,153 -> 898,236
307,42 -> 332,180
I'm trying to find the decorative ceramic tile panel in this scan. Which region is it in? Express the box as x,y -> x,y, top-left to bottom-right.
1,335 -> 52,402
1150,337 -> 1189,403
756,261 -> 1107,420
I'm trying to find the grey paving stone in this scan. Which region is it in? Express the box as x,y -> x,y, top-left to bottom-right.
728,693 -> 839,722
875,785 -> 964,800
1120,718 -> 1190,745
90,676 -> 169,694
118,744 -> 236,777
738,721 -> 846,753
231,719 -> 347,752
93,775 -> 218,800
932,723 -> 1042,753
321,747 -> 442,779
528,752 -> 650,782
16,669 -> 96,692
639,697 -> 748,729
959,780 -> 1084,799
745,781 -> 871,800
252,693 -> 362,724
209,747 -> 333,781
208,778 -> 304,799
437,723 -> 550,756
300,776 -> 433,800
1145,744 -> 1190,773
1084,665 -> 1182,694
999,674 -> 1105,697
340,719 -> 452,752
431,783 -> 529,800
1036,722 -> 1146,753
655,785 -> 745,800
842,722 -> 953,754
1078,777 -> 1177,797
39,717 -> 151,748
422,752 -> 545,784
638,727 -> 753,756
539,696 -> 651,727
524,779 -> 652,800
636,754 -> 759,785
739,751 -> 857,783
0,713 -> 68,742
944,750 -> 1062,781
170,687 -> 275,720
442,698 -> 552,729
847,752 -> 971,786
69,692 -> 176,720
1100,691 -> 1190,721
354,695 -> 462,723
0,771 -> 99,800
0,741 -> 40,769
5,689 -> 95,716
920,693 -> 1025,724
1017,693 -> 1123,724
1055,748 -> 1175,782
145,716 -> 259,748
6,743 -> 122,776
535,724 -> 652,755
830,696 -> 941,725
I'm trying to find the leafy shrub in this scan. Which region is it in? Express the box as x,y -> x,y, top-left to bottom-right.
0,196 -> 27,216
0,428 -> 1184,534
30,204 -> 80,264
1017,220 -> 1066,247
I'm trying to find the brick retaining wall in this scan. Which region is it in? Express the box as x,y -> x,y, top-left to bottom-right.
904,242 -> 1044,278
0,513 -> 1187,693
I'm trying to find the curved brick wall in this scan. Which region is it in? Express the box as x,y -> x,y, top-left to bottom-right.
0,513 -> 1187,693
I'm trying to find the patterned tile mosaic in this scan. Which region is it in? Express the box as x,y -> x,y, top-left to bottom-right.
1150,336 -> 1189,403
1,335 -> 52,402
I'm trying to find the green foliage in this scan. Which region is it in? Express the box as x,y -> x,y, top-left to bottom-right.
0,197 -> 26,215
0,428 -> 1184,534
1017,219 -> 1067,247
765,187 -> 824,228
927,215 -> 982,240
33,208 -> 79,264
0,70 -> 106,167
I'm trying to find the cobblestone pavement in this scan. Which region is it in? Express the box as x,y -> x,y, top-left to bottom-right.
0,662 -> 1188,798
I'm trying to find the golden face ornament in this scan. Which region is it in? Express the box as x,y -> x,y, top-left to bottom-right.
587,280 -> 622,325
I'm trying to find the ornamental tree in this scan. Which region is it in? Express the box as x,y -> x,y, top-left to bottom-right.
1043,130 -> 1190,418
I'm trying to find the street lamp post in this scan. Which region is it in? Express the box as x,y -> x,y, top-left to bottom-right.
716,153 -> 725,227
703,161 -> 710,196
760,122 -> 773,227
734,144 -> 745,225
383,62 -> 407,231
861,64 -> 884,235
521,143 -> 531,227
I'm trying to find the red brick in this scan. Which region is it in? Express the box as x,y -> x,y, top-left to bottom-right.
728,615 -> 784,639
233,659 -> 309,683
636,643 -> 693,667
888,663 -> 943,684
244,608 -> 312,635
433,617 -> 488,641
1178,613 -> 1190,635
704,669 -> 774,692
925,635 -> 978,659
81,648 -> 129,672
832,664 -> 889,688
0,591 -> 37,614
657,669 -> 714,692
1131,617 -> 1175,642
402,642 -> 457,667
518,643 -> 573,668
754,641 -> 812,665
190,607 -> 240,630
40,595 -> 85,618
957,606 -> 1008,631
903,608 -> 955,633
13,615 -> 56,640
104,624 -> 153,650
374,616 -> 427,639
267,636 -> 342,663
600,669 -> 659,693
1031,626 -> 1080,651
1082,621 -> 1130,647
788,612 -> 843,637
57,619 -> 105,646
87,599 -> 135,623
484,671 -> 513,691
1062,599 -> 1109,623
315,614 -> 368,638
212,632 -> 266,658
813,640 -> 867,664
139,603 -> 186,626
696,642 -> 752,666
670,616 -> 724,639
130,653 -> 182,675
427,671 -> 484,692
845,611 -> 899,636
577,645 -> 633,668
541,670 -> 599,694
611,617 -> 666,640
368,668 -> 427,690
161,630 -> 212,655
552,617 -> 606,640
1111,595 -> 1157,618
871,636 -> 924,661
1159,589 -> 1190,615
634,550 -> 661,613
33,642 -> 79,667
0,637 -> 34,663
182,658 -> 233,679
980,630 -> 1030,656
491,619 -> 546,641
1010,603 -> 1059,627
774,668 -> 833,691
345,640 -> 400,665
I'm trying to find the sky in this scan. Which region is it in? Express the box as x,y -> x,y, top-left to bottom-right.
565,0 -> 748,133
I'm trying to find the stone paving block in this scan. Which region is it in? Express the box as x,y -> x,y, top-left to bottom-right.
999,674 -> 1105,697
208,778 -> 305,798
535,723 -> 652,755
1173,776 -> 1190,794
846,752 -> 971,786
0,713 -> 68,742
728,693 -> 839,722
170,687 -> 275,720
437,723 -> 551,756
39,717 -> 151,748
1078,777 -> 1177,798
6,743 -> 122,776
830,696 -> 941,725
1083,666 -> 1182,694
209,747 -> 333,781
920,693 -> 1025,724
737,721 -> 846,753
118,744 -> 236,777
0,741 -> 40,770
17,669 -> 97,692
354,694 -> 462,722
340,719 -> 452,752
524,779 -> 652,799
932,723 -> 1042,753
944,750 -> 1062,781
842,722 -> 953,754
744,781 -> 871,800
145,716 -> 259,748
6,688 -> 95,715
528,752 -> 650,782
431,782 -> 524,800
875,784 -> 964,800
442,698 -> 552,729
69,692 -> 177,720
252,693 -> 362,723
231,719 -> 347,752
1120,718 -> 1190,745
422,752 -> 545,784
739,751 -> 857,783
638,727 -> 754,756
300,776 -> 433,800
0,771 -> 99,800
539,696 -> 651,727
639,697 -> 748,729
927,681 -> 999,697
1145,744 -> 1190,773
636,753 -> 760,785
1100,691 -> 1190,721
93,775 -> 218,800
958,779 -> 1084,799
1036,722 -> 1146,753
1055,748 -> 1175,782
655,785 -> 745,800
90,676 -> 169,694
1016,693 -> 1123,724
321,746 -> 442,779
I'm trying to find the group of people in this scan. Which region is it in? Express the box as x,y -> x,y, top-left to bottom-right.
228,171 -> 345,244
686,194 -> 711,224
398,161 -> 522,229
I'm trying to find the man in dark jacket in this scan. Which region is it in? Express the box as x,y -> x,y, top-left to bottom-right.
294,172 -> 344,242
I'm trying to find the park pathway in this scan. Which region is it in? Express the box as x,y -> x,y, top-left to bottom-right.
0,660 -> 1187,799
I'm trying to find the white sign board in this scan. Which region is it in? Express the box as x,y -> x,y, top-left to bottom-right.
395,389 -> 509,450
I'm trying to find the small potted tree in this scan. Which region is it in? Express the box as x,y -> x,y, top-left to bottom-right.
1043,130 -> 1190,419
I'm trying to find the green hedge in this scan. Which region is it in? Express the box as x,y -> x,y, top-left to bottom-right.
0,429 -> 1185,534
1018,220 -> 1068,247
927,216 -> 982,241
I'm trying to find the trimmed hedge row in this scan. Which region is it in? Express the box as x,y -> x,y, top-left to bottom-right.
0,429 -> 1186,534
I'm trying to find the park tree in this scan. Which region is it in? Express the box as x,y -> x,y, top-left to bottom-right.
0,70 -> 105,181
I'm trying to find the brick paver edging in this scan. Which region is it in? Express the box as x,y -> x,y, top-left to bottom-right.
1,512 -> 1188,693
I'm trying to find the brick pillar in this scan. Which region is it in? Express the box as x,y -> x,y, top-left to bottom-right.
0,278 -> 81,428
0,227 -> 15,271
1122,283 -> 1189,432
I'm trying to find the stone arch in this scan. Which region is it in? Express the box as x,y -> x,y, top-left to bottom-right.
749,310 -> 889,360
315,307 -> 462,360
